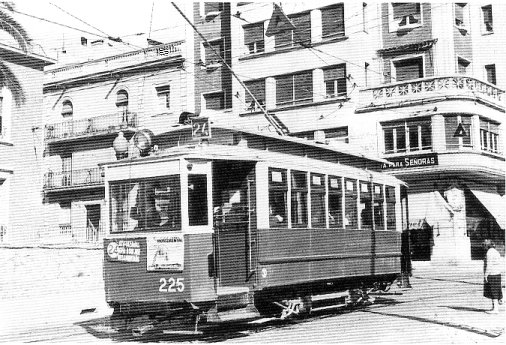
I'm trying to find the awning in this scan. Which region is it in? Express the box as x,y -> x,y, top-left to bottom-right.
409,191 -> 454,228
469,190 -> 506,230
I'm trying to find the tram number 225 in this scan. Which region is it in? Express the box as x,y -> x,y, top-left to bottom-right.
159,277 -> 185,293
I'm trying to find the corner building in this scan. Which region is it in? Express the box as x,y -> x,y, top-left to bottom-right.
226,2 -> 505,263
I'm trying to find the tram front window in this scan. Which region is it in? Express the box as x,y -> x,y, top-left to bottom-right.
188,174 -> 208,226
110,176 -> 181,232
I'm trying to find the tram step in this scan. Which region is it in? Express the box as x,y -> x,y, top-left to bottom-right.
207,306 -> 260,323
216,286 -> 250,311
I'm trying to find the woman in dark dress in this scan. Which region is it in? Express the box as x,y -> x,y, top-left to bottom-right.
483,239 -> 503,314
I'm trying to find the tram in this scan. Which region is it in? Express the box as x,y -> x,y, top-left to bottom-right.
102,120 -> 408,335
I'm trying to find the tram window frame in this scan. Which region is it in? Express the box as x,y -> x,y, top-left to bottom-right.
291,170 -> 308,228
310,173 -> 326,228
269,168 -> 288,228
328,175 -> 343,228
344,178 -> 358,229
110,175 -> 181,233
373,183 -> 385,230
188,174 -> 209,226
359,180 -> 373,230
385,186 -> 397,230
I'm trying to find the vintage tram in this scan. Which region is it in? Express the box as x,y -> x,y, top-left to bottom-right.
102,121 -> 408,335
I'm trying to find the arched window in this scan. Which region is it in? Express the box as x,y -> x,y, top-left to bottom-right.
61,100 -> 73,118
116,89 -> 129,107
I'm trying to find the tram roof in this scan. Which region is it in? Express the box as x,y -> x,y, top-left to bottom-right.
156,123 -> 391,165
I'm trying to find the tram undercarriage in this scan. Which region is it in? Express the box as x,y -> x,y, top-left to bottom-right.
107,274 -> 397,336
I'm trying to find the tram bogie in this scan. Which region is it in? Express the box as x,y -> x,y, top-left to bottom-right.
102,124 -> 408,334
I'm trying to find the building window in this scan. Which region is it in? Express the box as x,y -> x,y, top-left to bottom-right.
204,92 -> 225,110
328,175 -> 343,228
454,3 -> 467,28
291,171 -> 308,228
391,3 -> 421,31
445,115 -> 472,150
383,119 -> 432,154
323,65 -> 347,98
485,64 -> 496,85
203,39 -> 223,67
244,23 -> 264,54
244,79 -> 265,112
61,100 -> 73,118
269,168 -> 288,228
321,4 -> 345,39
156,85 -> 171,110
359,181 -> 372,230
344,178 -> 358,229
393,56 -> 423,82
116,90 -> 128,107
275,12 -> 310,49
292,127 -> 348,144
480,119 -> 500,154
310,173 -> 326,228
457,57 -> 470,75
481,5 -> 493,34
385,186 -> 396,230
276,71 -> 313,106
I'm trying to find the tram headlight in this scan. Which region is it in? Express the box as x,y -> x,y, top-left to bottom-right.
133,129 -> 155,157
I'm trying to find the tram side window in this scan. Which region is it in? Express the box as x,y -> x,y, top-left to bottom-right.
359,181 -> 373,229
374,184 -> 385,230
310,173 -> 326,228
110,176 -> 181,232
344,179 -> 358,228
188,174 -> 208,226
328,175 -> 343,228
386,186 -> 397,230
291,171 -> 308,228
269,168 -> 288,228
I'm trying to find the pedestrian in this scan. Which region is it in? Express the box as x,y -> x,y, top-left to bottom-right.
483,239 -> 503,314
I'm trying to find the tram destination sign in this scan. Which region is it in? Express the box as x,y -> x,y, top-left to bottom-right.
381,153 -> 438,170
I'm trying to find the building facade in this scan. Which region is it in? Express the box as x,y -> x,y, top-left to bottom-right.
0,43 -> 54,245
41,40 -> 194,245
222,2 -> 504,263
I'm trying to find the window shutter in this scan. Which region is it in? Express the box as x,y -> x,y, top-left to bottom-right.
394,58 -> 423,82
291,12 -> 311,45
276,75 -> 293,105
323,66 -> 346,81
116,90 -> 128,106
244,24 -> 264,45
322,5 -> 344,37
393,3 -> 419,20
61,101 -> 73,116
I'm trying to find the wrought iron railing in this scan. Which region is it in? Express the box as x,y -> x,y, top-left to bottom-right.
56,223 -> 103,244
44,167 -> 104,189
358,75 -> 504,110
44,111 -> 138,140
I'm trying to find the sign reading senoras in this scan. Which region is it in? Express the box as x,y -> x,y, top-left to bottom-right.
381,153 -> 438,170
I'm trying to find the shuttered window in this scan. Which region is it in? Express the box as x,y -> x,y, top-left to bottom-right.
61,100 -> 73,117
204,40 -> 223,65
480,119 -> 500,153
244,23 -> 264,54
445,115 -> 472,150
321,4 -> 345,38
482,5 -> 493,33
276,71 -> 313,106
383,119 -> 432,154
393,57 -> 423,82
204,92 -> 224,110
485,64 -> 496,85
116,90 -> 128,107
275,12 -> 310,49
244,80 -> 265,111
392,2 -> 421,25
323,65 -> 347,98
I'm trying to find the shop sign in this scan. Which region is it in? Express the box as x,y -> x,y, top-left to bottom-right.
147,234 -> 185,271
381,153 -> 438,170
107,239 -> 140,263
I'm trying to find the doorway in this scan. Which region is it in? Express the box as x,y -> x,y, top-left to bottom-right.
212,161 -> 256,288
85,204 -> 101,243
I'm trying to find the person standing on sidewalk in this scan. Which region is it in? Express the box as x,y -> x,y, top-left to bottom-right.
483,239 -> 503,314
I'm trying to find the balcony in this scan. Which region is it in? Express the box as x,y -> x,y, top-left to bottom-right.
44,167 -> 104,191
357,75 -> 504,112
44,111 -> 138,142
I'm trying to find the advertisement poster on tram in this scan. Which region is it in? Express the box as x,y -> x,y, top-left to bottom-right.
146,234 -> 185,271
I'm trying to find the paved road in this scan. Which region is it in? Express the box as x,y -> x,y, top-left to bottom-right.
1,261 -> 504,343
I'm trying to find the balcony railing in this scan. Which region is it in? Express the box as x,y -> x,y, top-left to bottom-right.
44,111 -> 138,141
54,223 -> 103,245
44,167 -> 104,190
357,75 -> 504,111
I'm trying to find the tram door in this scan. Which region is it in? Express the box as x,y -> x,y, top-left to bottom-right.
213,161 -> 256,288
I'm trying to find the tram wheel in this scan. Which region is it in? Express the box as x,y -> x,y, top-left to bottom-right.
253,294 -> 281,317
